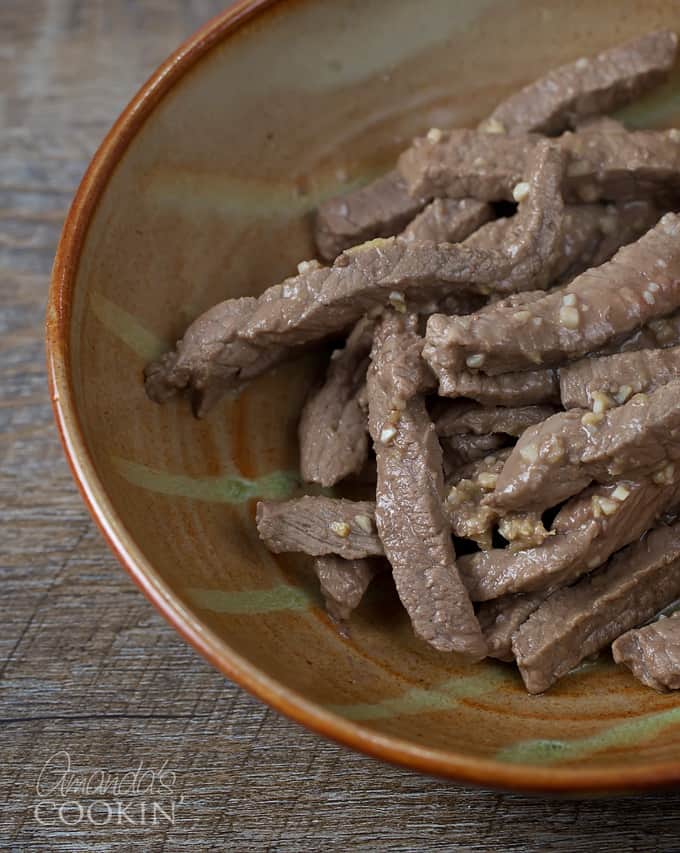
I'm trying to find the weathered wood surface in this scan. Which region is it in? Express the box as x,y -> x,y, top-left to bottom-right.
4,1 -> 680,849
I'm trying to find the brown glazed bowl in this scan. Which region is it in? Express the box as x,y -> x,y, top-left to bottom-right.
47,0 -> 680,794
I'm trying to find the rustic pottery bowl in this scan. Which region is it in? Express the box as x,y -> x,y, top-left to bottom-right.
47,0 -> 680,794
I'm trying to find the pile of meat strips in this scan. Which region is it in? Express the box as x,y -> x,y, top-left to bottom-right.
146,30 -> 680,693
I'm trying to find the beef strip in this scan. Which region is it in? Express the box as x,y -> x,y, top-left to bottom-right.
560,345 -> 680,409
483,30 -> 678,136
612,612 -> 680,692
435,401 -> 556,438
146,143 -> 564,414
436,366 -> 560,406
491,379 -> 680,512
312,555 -> 381,622
460,476 -> 680,600
424,213 -> 680,379
444,450 -> 549,551
298,316 -> 373,486
314,171 -> 429,262
513,520 -> 680,693
256,496 -> 382,559
398,127 -> 680,205
400,198 -> 492,244
367,311 -> 485,657
477,588 -> 556,661
442,434 -> 509,474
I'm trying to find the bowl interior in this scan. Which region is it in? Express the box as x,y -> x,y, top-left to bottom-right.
64,0 -> 680,786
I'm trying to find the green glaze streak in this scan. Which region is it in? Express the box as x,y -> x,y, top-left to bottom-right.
497,704 -> 680,765
90,292 -> 168,361
113,457 -> 299,503
327,668 -> 508,721
186,584 -> 311,614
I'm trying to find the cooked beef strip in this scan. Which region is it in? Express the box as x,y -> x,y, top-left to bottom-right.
399,127 -> 680,205
313,555 -> 381,622
436,366 -> 560,406
367,311 -> 485,657
483,30 -> 678,136
513,520 -> 680,693
256,496 -> 382,559
442,434 -> 509,475
612,612 -> 680,692
461,476 -> 680,600
491,379 -> 680,512
424,213 -> 680,379
298,316 -> 373,487
573,116 -> 627,133
314,171 -> 429,262
314,30 -> 675,259
400,198 -> 492,244
435,401 -> 556,438
560,345 -> 680,409
146,143 -> 564,414
477,588 -> 556,662
587,200 -> 661,269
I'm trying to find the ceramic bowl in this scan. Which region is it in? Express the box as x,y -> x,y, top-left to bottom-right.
47,0 -> 680,793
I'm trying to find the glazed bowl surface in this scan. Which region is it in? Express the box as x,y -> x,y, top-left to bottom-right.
48,0 -> 680,793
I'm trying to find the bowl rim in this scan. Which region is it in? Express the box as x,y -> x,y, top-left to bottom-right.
46,0 -> 680,794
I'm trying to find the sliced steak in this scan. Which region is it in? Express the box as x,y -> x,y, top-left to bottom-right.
314,171 -> 428,262
367,311 -> 485,657
492,380 -> 680,512
442,434 -> 509,473
298,316 -> 373,486
483,30 -> 678,136
513,520 -> 680,693
613,612 -> 680,692
399,127 -> 680,204
436,366 -> 560,406
255,496 -> 382,559
477,588 -> 555,662
435,401 -> 556,438
146,143 -> 564,414
560,345 -> 680,409
423,213 -> 680,379
313,555 -> 381,622
460,477 -> 680,600
400,198 -> 492,244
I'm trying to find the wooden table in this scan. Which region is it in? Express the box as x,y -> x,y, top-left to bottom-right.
4,2 -> 680,849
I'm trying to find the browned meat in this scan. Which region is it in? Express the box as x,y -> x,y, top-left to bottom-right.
436,366 -> 560,406
484,31 -> 678,135
400,198 -> 492,244
314,171 -> 428,261
613,612 -> 680,692
256,496 -> 382,559
399,127 -> 680,205
442,434 -> 508,473
477,589 -> 555,661
367,312 -> 485,657
435,401 -> 556,438
491,380 -> 680,512
460,477 -> 680,600
513,520 -> 680,693
587,201 -> 661,269
143,297 -> 287,413
298,316 -> 373,486
146,143 -> 565,414
312,555 -> 381,622
424,213 -> 680,379
560,345 -> 680,409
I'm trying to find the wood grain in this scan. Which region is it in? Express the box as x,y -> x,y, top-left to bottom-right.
3,1 -> 680,849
